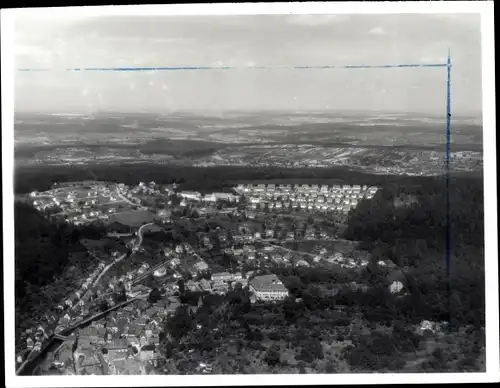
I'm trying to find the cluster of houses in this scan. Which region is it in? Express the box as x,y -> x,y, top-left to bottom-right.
163,269 -> 290,303
49,261 -> 108,333
234,183 -> 378,213
16,259 -> 109,365
311,251 -> 370,269
178,191 -> 240,206
30,183 -> 122,225
50,297 -> 176,374
130,181 -> 162,197
161,243 -> 210,277
16,246 -> 119,365
21,325 -> 49,357
206,271 -> 246,294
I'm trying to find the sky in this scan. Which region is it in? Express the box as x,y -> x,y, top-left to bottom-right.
14,13 -> 482,115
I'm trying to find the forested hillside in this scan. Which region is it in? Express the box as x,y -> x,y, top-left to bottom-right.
344,175 -> 485,327
14,202 -> 106,342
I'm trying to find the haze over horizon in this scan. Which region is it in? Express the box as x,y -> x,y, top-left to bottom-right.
14,13 -> 482,116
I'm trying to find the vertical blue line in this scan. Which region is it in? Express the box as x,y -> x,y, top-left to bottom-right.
446,50 -> 452,281
445,49 -> 452,328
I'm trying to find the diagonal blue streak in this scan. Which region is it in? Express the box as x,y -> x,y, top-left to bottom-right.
17,63 -> 447,72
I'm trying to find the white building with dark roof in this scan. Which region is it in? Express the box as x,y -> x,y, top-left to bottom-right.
179,191 -> 202,201
211,272 -> 233,282
249,274 -> 289,302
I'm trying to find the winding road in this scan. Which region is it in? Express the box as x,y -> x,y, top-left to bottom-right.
260,241 -> 317,259
17,204 -> 158,375
115,186 -> 147,210
91,222 -> 154,287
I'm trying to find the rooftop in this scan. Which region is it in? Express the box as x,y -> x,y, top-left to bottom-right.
249,274 -> 288,292
107,338 -> 128,350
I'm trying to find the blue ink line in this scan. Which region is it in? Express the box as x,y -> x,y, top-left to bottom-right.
444,49 -> 453,328
445,49 -> 452,279
17,63 -> 447,72
445,50 -> 453,329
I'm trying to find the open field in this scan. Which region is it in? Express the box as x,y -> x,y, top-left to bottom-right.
109,210 -> 157,228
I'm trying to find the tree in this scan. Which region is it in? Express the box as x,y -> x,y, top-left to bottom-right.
264,344 -> 281,367
325,362 -> 337,373
148,288 -> 162,303
165,305 -> 194,340
99,300 -> 109,312
177,279 -> 185,296
284,275 -> 302,296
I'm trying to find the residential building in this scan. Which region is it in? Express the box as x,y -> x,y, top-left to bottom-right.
179,191 -> 201,201
249,274 -> 289,302
200,278 -> 211,291
390,280 -> 404,294
211,272 -> 233,282
153,267 -> 167,277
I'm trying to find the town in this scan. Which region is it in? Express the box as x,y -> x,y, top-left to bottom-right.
16,178 -> 448,376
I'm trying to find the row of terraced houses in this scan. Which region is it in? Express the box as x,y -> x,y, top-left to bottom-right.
235,183 -> 378,213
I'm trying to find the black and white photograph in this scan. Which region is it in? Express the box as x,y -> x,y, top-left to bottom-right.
2,2 -> 498,386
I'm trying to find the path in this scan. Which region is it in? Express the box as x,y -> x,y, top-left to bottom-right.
106,232 -> 134,238
115,186 -> 147,210
91,221 -> 154,286
17,216 -> 156,373
71,221 -> 154,311
260,241 -> 317,259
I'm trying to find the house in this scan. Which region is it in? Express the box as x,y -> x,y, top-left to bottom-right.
149,333 -> 160,346
390,280 -> 404,294
139,335 -> 148,347
145,306 -> 161,318
33,341 -> 42,352
92,321 -> 105,329
153,267 -> 167,277
211,272 -> 233,283
60,313 -> 71,325
387,269 -> 407,288
418,320 -> 435,334
194,261 -> 209,272
127,335 -> 140,347
80,326 -> 106,344
179,191 -> 201,201
200,278 -> 211,291
141,344 -> 155,359
212,282 -> 229,295
249,274 -> 289,302
107,338 -> 128,354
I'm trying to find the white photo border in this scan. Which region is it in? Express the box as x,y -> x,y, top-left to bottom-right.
2,1 -> 497,387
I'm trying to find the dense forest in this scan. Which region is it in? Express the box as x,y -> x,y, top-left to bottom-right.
343,174 -> 485,327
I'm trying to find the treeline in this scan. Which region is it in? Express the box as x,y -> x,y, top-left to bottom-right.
15,163 -> 480,195
344,174 -> 484,250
